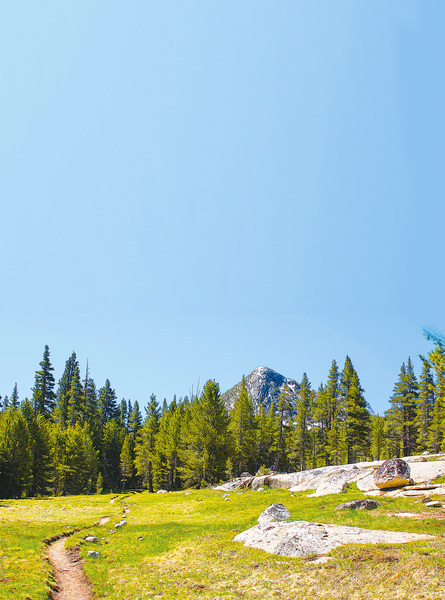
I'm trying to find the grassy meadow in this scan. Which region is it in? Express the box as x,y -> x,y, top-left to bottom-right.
2,486 -> 445,599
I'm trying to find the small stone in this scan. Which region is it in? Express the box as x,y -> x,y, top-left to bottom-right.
421,496 -> 432,504
424,501 -> 442,508
109,529 -> 116,534
157,489 -> 168,493
87,551 -> 100,557
137,535 -> 143,540
85,536 -> 98,543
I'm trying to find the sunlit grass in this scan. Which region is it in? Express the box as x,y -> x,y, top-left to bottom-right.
74,487 -> 445,599
0,494 -> 115,600
1,486 -> 445,599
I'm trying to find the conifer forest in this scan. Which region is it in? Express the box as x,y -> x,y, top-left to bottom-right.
1,334 -> 444,499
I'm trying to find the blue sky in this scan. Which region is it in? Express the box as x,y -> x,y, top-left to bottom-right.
1,2 -> 444,415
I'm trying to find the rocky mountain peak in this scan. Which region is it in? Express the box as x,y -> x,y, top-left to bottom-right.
221,366 -> 300,413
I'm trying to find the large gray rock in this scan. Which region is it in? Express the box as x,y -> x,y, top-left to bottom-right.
234,521 -> 432,558
334,499 -> 380,511
258,503 -> 291,524
289,466 -> 372,497
374,458 -> 412,489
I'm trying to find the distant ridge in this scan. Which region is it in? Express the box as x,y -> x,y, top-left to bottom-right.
221,366 -> 300,413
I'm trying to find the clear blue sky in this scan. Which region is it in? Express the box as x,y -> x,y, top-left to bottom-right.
1,2 -> 444,415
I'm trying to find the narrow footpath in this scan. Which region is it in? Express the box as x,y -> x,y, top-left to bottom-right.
47,517 -> 110,600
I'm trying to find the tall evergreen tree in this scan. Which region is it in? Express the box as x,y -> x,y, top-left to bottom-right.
10,383 -> 19,409
66,364 -> 85,426
180,380 -> 230,486
32,345 -> 56,417
388,358 -> 419,456
415,357 -> 436,452
128,401 -> 142,440
272,385 -> 292,471
289,373 -> 312,471
54,352 -> 79,426
0,408 -> 32,498
99,379 -> 118,424
21,399 -> 54,496
425,345 -> 445,452
229,378 -> 256,475
101,420 -> 124,490
135,394 -> 160,492
255,403 -> 277,471
339,357 -> 370,463
120,435 -> 133,491
153,399 -> 184,491
370,415 -> 386,461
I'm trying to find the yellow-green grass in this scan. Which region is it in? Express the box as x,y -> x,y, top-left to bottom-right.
0,494 -> 116,600
2,487 -> 445,599
73,487 -> 445,599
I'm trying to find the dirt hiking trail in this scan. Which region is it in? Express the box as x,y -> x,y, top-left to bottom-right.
47,516 -> 110,600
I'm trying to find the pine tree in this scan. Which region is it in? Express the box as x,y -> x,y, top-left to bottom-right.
120,435 -> 133,491
0,408 -> 32,497
128,401 -> 142,440
312,383 -> 329,467
63,424 -> 98,494
326,360 -> 340,430
426,344 -> 445,452
339,358 -> 370,463
54,352 -> 79,426
99,380 -> 118,424
289,373 -> 312,471
229,378 -> 256,476
152,399 -> 184,490
370,415 -> 386,460
119,399 -> 128,428
101,420 -> 124,490
135,394 -> 160,492
415,358 -> 435,452
21,399 -> 53,496
388,358 -> 419,456
83,366 -> 100,442
10,383 -> 19,409
32,345 -> 56,416
272,385 -> 292,471
255,403 -> 277,472
180,380 -> 230,487
66,364 -> 85,426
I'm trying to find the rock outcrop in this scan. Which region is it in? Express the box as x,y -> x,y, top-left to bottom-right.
215,455 -> 445,496
374,458 -> 412,489
234,519 -> 432,558
257,503 -> 291,524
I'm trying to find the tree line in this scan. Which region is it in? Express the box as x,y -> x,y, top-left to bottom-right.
0,336 -> 444,498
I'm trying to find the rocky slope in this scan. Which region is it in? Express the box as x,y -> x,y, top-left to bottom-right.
221,366 -> 300,413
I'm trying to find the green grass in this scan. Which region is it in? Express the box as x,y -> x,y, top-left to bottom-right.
2,487 -> 445,599
0,494 -> 117,600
